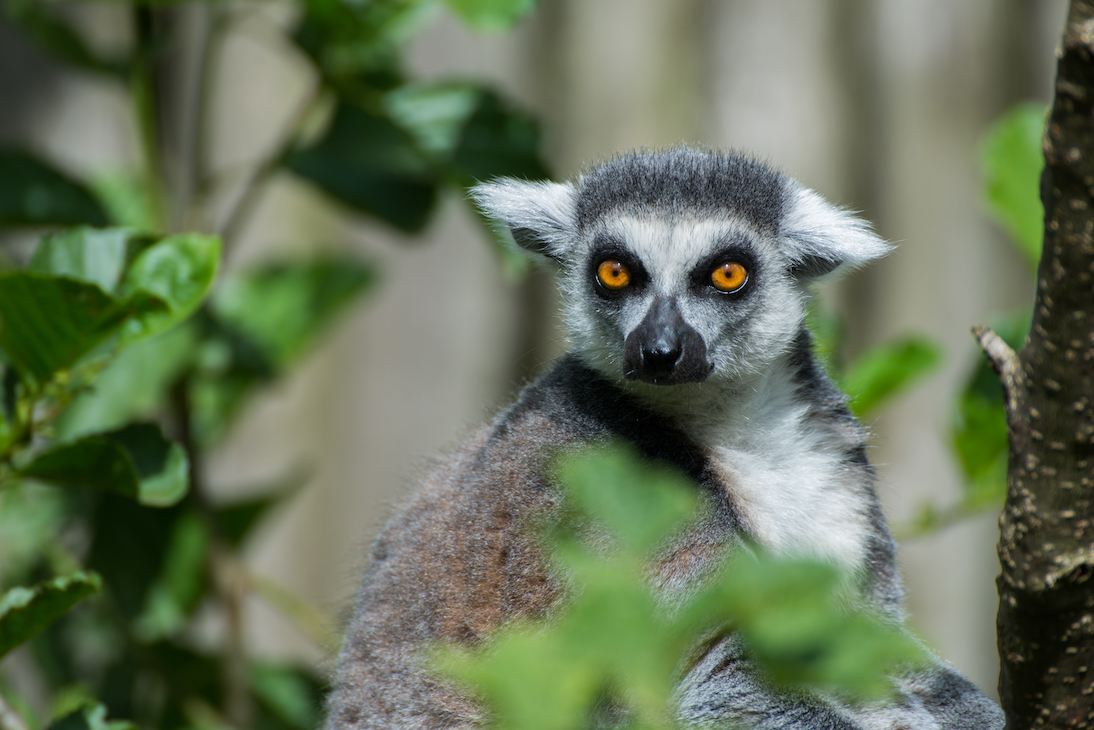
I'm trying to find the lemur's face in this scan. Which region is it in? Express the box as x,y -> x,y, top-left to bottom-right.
559,214 -> 803,386
471,149 -> 890,388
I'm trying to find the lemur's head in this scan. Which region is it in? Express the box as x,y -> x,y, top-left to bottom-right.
474,148 -> 889,386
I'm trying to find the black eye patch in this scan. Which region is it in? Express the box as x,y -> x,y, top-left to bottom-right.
587,237 -> 649,298
690,243 -> 758,298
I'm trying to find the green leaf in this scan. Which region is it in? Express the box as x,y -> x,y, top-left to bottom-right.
385,82 -> 548,274
28,227 -> 132,292
24,227 -> 220,349
0,150 -> 109,227
133,511 -> 210,641
118,233 -> 221,342
211,257 -> 376,370
293,0 -> 434,86
0,571 -> 102,658
2,229 -> 216,385
86,498 -> 185,621
980,102 -> 1047,267
49,702 -> 137,730
440,446 -> 927,729
250,663 -> 323,730
0,271 -> 165,384
385,82 -> 483,160
843,336 -> 942,417
450,90 -> 549,183
952,311 -> 1029,508
0,482 -> 68,581
87,172 -> 157,230
686,556 -> 923,699
216,470 -> 309,548
57,324 -> 198,440
287,102 -> 439,232
19,422 -> 189,507
443,0 -> 536,32
385,82 -> 549,182
555,444 -> 698,554
806,301 -> 847,380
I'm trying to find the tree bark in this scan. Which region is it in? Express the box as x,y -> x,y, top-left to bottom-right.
979,2 -> 1094,727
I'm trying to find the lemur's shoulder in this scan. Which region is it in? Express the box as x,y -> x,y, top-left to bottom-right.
348,354 -> 723,640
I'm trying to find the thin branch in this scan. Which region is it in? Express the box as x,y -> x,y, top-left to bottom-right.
892,499 -> 999,542
216,76 -> 323,253
246,570 -> 339,651
972,324 -> 1025,436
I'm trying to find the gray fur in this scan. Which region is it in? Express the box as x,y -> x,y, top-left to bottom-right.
325,148 -> 1003,730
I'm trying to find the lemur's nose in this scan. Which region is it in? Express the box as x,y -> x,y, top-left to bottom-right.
642,339 -> 682,377
623,295 -> 711,385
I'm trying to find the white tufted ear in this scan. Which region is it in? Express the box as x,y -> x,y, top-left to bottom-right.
471,179 -> 577,261
779,182 -> 892,281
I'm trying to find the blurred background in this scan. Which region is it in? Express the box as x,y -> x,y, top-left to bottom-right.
0,0 -> 1069,704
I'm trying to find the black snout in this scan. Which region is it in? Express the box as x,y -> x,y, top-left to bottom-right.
623,297 -> 712,385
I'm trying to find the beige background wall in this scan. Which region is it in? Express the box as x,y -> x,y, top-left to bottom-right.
0,0 -> 1071,699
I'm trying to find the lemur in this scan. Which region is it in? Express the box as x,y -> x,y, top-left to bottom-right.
324,148 -> 1005,729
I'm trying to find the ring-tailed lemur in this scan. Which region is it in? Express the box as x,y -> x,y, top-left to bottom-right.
324,148 -> 1004,730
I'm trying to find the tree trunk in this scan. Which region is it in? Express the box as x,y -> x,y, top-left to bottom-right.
978,1 -> 1094,727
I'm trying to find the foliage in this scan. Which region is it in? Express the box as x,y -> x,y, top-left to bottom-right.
979,102 -> 1046,268
902,102 -> 1046,536
437,444 -> 925,730
806,304 -> 942,421
0,1 -> 546,729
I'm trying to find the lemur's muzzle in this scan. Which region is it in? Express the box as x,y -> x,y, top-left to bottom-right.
623,297 -> 713,385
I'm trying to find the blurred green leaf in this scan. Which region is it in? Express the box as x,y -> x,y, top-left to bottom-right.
293,0 -> 432,87
28,228 -> 132,292
133,511 -> 210,642
86,498 -> 183,621
385,82 -> 547,274
118,233 -> 221,343
385,82 -> 482,160
211,257 -> 376,370
386,82 -> 549,183
250,663 -> 323,730
287,102 -> 438,232
216,471 -> 308,549
980,102 -> 1046,267
843,336 -> 942,417
805,301 -> 847,379
5,0 -> 124,77
442,0 -> 536,32
952,311 -> 1029,509
0,150 -> 109,227
441,445 -> 923,729
48,702 -> 136,730
684,557 -> 922,699
450,90 -> 549,183
555,445 -> 698,554
57,324 -> 198,440
19,422 -> 189,507
0,571 -> 101,658
0,482 -> 68,581
88,172 -> 157,230
0,271 -> 165,385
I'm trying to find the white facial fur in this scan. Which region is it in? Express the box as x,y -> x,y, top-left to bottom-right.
554,213 -> 807,386
471,157 -> 890,395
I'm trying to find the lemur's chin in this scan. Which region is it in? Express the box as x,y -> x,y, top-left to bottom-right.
623,363 -> 714,386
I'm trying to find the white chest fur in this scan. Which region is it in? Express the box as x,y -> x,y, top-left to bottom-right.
707,431 -> 871,570
650,373 -> 874,572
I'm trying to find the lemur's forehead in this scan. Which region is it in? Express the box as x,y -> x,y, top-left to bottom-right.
585,214 -> 770,270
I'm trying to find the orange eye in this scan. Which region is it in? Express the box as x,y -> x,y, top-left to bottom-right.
596,260 -> 631,291
711,261 -> 748,292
